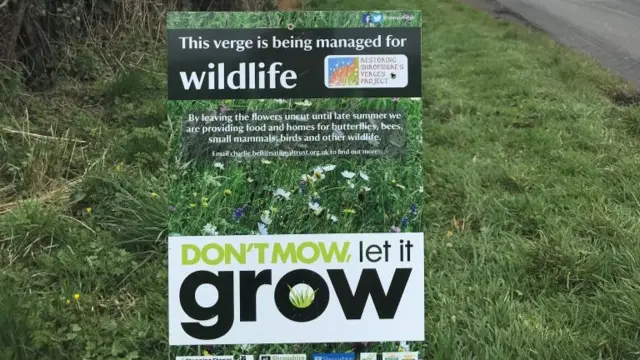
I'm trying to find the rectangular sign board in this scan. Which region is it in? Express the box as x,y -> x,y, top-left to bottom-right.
167,9 -> 424,353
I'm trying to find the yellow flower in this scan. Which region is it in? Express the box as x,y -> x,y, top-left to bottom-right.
447,230 -> 453,237
201,196 -> 209,208
151,192 -> 158,199
391,179 -> 397,184
343,208 -> 356,214
73,293 -> 80,301
224,189 -> 232,196
189,203 -> 197,208
85,207 -> 92,215
65,299 -> 71,304
203,350 -> 211,356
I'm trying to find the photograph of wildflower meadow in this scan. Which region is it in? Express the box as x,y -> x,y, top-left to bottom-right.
167,10 -> 423,358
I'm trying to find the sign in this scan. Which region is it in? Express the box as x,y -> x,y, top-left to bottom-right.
260,356 -> 306,360
168,233 -> 424,344
167,8 -> 424,354
312,353 -> 356,360
381,353 -> 418,360
176,357 -> 234,360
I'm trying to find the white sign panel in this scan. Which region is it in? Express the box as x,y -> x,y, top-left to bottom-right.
168,232 -> 424,345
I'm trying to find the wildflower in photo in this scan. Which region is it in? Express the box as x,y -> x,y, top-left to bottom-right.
114,161 -> 123,172
202,223 -> 218,236
401,216 -> 409,228
347,180 -> 355,189
258,222 -> 268,235
260,210 -> 272,225
447,230 -> 453,237
399,341 -> 410,351
213,162 -> 224,170
189,203 -> 196,208
246,177 -> 254,183
322,164 -> 336,171
343,208 -> 356,215
224,189 -> 232,196
390,225 -> 401,233
151,192 -> 158,199
341,170 -> 356,179
66,299 -> 71,304
232,207 -> 246,221
313,167 -> 326,180
201,196 -> 209,207
261,159 -> 272,165
419,185 -> 424,193
85,207 -> 92,215
328,214 -> 338,223
73,293 -> 80,301
299,180 -> 307,193
274,99 -> 287,104
359,171 -> 369,181
294,99 -> 312,107
308,201 -> 323,216
410,203 -> 417,216
273,188 -> 291,200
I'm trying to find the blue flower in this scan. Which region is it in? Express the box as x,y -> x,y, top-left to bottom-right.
232,207 -> 246,221
401,216 -> 409,228
409,203 -> 417,216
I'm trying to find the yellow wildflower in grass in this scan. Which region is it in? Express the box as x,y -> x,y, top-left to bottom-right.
391,179 -> 397,184
224,189 -> 232,196
203,350 -> 211,356
66,299 -> 71,304
151,192 -> 158,199
85,207 -> 92,215
73,293 -> 80,301
343,208 -> 356,215
201,196 -> 209,208
447,230 -> 453,237
190,203 -> 197,208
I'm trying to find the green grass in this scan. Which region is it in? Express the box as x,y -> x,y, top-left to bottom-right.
1,0 -> 640,359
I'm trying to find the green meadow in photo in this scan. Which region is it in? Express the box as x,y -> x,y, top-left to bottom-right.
168,9 -> 423,358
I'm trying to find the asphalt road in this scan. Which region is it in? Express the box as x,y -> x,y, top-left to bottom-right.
493,0 -> 640,87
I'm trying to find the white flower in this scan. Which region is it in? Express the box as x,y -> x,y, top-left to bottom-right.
213,162 -> 224,170
294,99 -> 312,107
258,223 -> 268,235
347,180 -> 355,189
260,210 -> 272,225
341,170 -> 356,179
399,341 -> 410,351
359,171 -> 369,181
308,201 -> 322,211
361,186 -> 371,192
419,185 -> 424,193
202,223 -> 217,236
274,99 -> 287,104
261,159 -> 272,164
322,164 -> 336,171
273,188 -> 291,200
411,97 -> 422,101
328,214 -> 338,223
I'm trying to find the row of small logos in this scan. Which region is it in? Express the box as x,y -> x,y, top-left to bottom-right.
361,12 -> 415,25
178,351 -> 419,360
